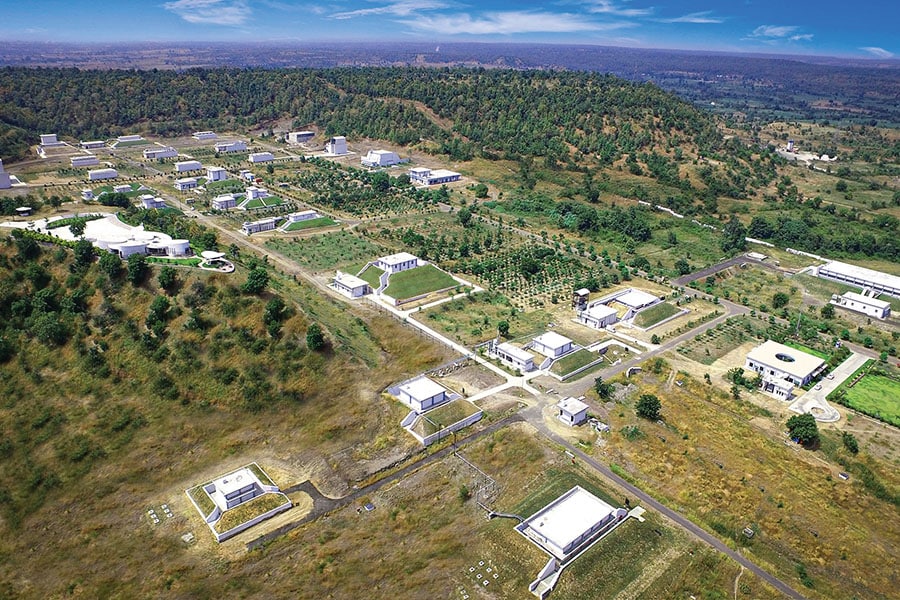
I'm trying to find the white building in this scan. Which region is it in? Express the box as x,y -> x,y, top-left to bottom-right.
246,186 -> 269,200
241,217 -> 279,235
0,160 -> 9,189
248,152 -> 275,163
108,240 -> 147,258
325,136 -> 347,155
192,131 -> 217,140
174,177 -> 199,191
139,194 -> 167,209
174,160 -> 202,173
396,376 -> 451,413
332,271 -> 370,298
532,332 -> 574,359
557,397 -> 589,426
215,140 -> 247,153
409,167 -> 461,186
285,210 -> 318,222
80,140 -> 106,149
212,194 -> 238,210
81,188 -> 94,200
143,146 -> 178,160
817,261 -> 900,299
286,131 -> 314,145
745,340 -> 826,398
40,134 -> 61,146
113,184 -> 132,194
88,168 -> 118,181
361,150 -> 401,167
240,169 -> 255,182
71,155 -> 100,167
578,303 -> 619,329
493,342 -> 535,373
116,135 -> 144,143
830,291 -> 891,319
206,166 -> 227,182
375,252 -> 419,274
516,486 -> 627,562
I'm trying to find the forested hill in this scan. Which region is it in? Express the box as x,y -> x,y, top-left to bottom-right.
0,66 -> 720,163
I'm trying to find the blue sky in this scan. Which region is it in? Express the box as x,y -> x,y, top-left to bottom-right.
2,0 -> 896,59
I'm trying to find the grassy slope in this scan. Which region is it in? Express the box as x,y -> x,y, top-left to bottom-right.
384,264 -> 458,299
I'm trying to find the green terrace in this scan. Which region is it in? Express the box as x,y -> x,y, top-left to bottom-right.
282,216 -> 337,231
383,264 -> 459,300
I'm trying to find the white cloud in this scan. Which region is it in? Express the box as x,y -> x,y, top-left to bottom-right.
750,25 -> 798,39
584,1 -> 652,17
860,46 -> 894,58
658,11 -> 723,24
163,0 -> 251,26
332,0 -> 451,19
400,11 -> 626,35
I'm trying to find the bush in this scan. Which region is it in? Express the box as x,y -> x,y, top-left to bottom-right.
636,394 -> 661,420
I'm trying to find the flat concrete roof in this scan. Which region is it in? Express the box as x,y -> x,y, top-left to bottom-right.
841,291 -> 890,309
215,467 -> 259,497
334,271 -> 368,289
399,376 -> 447,401
429,169 -> 460,178
615,288 -> 660,308
497,342 -> 533,362
533,331 -> 573,350
747,340 -> 825,380
585,303 -> 618,319
379,251 -> 418,265
201,250 -> 226,260
557,397 -> 589,414
820,261 -> 900,292
521,486 -> 616,559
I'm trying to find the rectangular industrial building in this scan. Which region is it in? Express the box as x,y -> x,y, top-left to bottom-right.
192,131 -> 217,140
325,136 -> 347,155
212,194 -> 238,210
332,271 -> 370,298
493,342 -> 535,372
817,261 -> 900,299
174,177 -> 199,191
409,167 -> 461,186
249,152 -> 275,163
71,155 -> 100,167
361,149 -> 401,167
830,291 -> 891,319
241,217 -> 279,235
174,160 -> 202,173
88,168 -> 118,181
578,303 -> 619,329
396,376 -> 450,413
376,252 -> 419,274
286,131 -> 314,144
206,166 -> 227,181
745,340 -> 826,393
215,140 -> 247,153
143,146 -> 178,160
80,140 -> 106,149
532,332 -> 574,358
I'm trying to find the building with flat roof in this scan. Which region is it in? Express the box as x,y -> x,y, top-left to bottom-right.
361,149 -> 401,167
325,136 -> 347,155
245,186 -> 269,200
578,303 -> 619,330
88,168 -> 118,181
143,146 -> 178,160
396,376 -> 450,413
139,194 -> 167,209
80,140 -> 106,149
745,340 -> 826,397
212,194 -> 238,210
831,291 -> 891,319
241,217 -> 279,235
286,131 -> 314,145
409,167 -> 461,186
206,166 -> 227,181
248,152 -> 274,163
285,210 -> 318,223
113,184 -> 132,194
71,155 -> 100,167
375,252 -> 419,274
174,177 -> 199,191
0,160 -> 11,189
493,341 -> 535,372
215,140 -> 247,153
116,135 -> 144,143
174,160 -> 202,173
532,332 -> 574,358
192,131 -> 217,140
556,397 -> 589,426
331,271 -> 370,298
40,134 -> 61,146
516,486 -> 627,562
817,261 -> 900,299
614,288 -> 661,310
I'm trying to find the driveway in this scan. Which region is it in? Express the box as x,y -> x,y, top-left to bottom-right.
789,352 -> 869,422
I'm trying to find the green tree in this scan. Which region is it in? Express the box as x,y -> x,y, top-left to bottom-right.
126,253 -> 149,286
473,183 -> 489,198
820,304 -> 835,319
674,257 -> 691,275
497,320 -> 510,337
650,334 -> 661,344
636,394 -> 661,420
786,413 -> 819,447
593,376 -> 613,399
772,292 -> 790,309
69,219 -> 86,237
73,240 -> 95,268
98,252 -> 122,279
157,266 -> 177,293
842,431 -> 859,454
306,322 -> 326,351
457,207 -> 473,227
242,267 -> 269,295
720,215 -> 747,254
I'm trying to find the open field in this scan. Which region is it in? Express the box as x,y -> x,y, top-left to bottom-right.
384,264 -> 458,299
592,366 -> 900,600
265,230 -> 386,272
243,196 -> 284,209
417,291 -> 551,346
550,348 -> 598,376
634,301 -> 681,328
841,372 -> 900,427
414,399 -> 480,436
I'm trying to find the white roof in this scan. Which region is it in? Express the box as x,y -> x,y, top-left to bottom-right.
176,177 -> 198,184
585,303 -> 618,319
557,396 -> 589,414
497,342 -> 533,362
821,261 -> 900,292
334,271 -> 368,289
747,340 -> 825,380
841,291 -> 890,309
379,251 -> 418,265
522,486 -> 616,558
615,288 -> 659,308
429,169 -> 460,178
533,331 -> 572,350
215,467 -> 258,497
399,376 -> 447,401
207,166 -> 226,172
201,250 -> 226,260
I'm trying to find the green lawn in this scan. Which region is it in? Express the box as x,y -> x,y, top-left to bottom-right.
206,179 -> 245,193
550,348 -> 599,376
384,264 -> 458,300
266,231 -> 385,271
843,374 -> 900,427
358,264 -> 384,288
416,400 -> 480,435
187,485 -> 215,516
214,493 -> 289,534
783,340 -> 830,360
112,139 -> 149,148
147,257 -> 202,266
243,196 -> 284,209
633,302 -> 681,328
282,216 -> 337,231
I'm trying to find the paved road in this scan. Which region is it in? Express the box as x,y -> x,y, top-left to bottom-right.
673,254 -> 782,287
